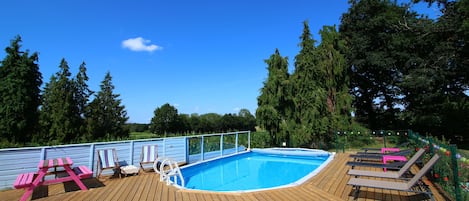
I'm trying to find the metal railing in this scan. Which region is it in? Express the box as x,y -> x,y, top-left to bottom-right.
186,131 -> 250,163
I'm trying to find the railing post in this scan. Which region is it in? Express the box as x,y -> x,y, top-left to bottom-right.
235,132 -> 239,153
200,136 -> 204,161
185,137 -> 189,164
130,141 -> 135,165
162,138 -> 166,157
40,147 -> 46,161
220,134 -> 224,156
450,144 -> 462,201
89,144 -> 95,174
248,131 -> 251,150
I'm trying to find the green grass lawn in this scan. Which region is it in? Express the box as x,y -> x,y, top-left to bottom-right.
130,132 -> 157,139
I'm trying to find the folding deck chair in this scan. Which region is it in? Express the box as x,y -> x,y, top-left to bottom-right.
97,148 -> 120,179
347,154 -> 440,201
347,148 -> 425,179
140,144 -> 158,172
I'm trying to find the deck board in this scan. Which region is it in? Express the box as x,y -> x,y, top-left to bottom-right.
0,153 -> 447,201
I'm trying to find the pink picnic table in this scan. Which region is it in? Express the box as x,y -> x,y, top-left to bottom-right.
382,155 -> 407,172
15,157 -> 88,201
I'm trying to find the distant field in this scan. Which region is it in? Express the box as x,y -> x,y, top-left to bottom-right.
130,132 -> 157,139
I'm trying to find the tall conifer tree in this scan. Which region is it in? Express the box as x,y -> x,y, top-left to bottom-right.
86,72 -> 129,140
316,25 -> 353,140
39,59 -> 81,144
290,21 -> 326,147
256,49 -> 290,146
74,62 -> 93,141
0,36 -> 42,144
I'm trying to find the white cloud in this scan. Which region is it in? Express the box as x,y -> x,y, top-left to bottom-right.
122,37 -> 162,52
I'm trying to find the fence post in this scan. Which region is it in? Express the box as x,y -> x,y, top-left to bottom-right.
335,131 -> 339,153
382,130 -> 387,148
429,137 -> 434,156
342,131 -> 348,153
450,144 -> 462,201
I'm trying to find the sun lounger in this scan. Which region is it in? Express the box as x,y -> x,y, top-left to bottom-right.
356,147 -> 400,155
360,142 -> 409,154
350,149 -> 412,161
347,149 -> 425,179
347,154 -> 440,201
346,160 -> 406,170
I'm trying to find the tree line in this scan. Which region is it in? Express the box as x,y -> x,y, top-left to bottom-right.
256,0 -> 469,148
0,36 -> 129,147
146,103 -> 256,136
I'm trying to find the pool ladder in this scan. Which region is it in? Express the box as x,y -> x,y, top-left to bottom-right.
158,158 -> 185,187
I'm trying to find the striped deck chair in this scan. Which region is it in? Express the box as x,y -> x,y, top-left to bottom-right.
140,145 -> 158,172
97,148 -> 120,179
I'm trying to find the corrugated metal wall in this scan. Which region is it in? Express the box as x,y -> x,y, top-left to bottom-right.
0,137 -> 186,190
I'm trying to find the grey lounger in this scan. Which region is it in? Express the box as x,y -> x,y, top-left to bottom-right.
360,142 -> 410,154
346,160 -> 406,170
347,154 -> 440,201
347,149 -> 425,179
350,149 -> 412,161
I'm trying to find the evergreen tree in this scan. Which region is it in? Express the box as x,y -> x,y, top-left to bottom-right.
86,72 -> 129,140
39,59 -> 81,144
290,21 -> 326,147
0,36 -> 42,144
316,25 -> 353,141
256,49 -> 290,146
74,62 -> 93,141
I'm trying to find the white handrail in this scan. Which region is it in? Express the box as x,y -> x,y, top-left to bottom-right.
156,158 -> 185,187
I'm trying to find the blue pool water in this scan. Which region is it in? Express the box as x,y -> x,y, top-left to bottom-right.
175,149 -> 333,192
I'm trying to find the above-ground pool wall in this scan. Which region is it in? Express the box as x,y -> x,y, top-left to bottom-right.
0,137 -> 187,190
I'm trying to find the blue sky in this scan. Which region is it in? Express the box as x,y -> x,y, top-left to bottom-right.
0,0 -> 439,123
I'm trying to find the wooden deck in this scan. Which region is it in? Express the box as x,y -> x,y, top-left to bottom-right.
0,153 -> 447,201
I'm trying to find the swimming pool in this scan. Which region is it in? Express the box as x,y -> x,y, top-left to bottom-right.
173,148 -> 334,192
